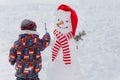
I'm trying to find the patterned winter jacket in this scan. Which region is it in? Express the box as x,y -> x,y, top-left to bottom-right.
9,31 -> 50,77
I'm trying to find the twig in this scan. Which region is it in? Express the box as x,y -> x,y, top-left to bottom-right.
45,22 -> 47,33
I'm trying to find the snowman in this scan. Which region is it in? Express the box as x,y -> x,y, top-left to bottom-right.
46,4 -> 85,80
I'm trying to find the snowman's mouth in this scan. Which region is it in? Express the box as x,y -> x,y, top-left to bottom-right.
58,26 -> 68,29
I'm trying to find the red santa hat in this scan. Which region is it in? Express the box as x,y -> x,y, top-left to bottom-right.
57,4 -> 78,37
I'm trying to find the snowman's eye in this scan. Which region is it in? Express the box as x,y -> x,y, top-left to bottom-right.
58,19 -> 60,21
66,20 -> 68,23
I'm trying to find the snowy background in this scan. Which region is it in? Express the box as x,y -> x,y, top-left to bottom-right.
0,0 -> 120,80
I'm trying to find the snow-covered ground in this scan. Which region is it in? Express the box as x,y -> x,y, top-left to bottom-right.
0,0 -> 120,80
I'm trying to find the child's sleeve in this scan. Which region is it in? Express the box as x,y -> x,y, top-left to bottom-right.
40,33 -> 51,51
9,42 -> 17,65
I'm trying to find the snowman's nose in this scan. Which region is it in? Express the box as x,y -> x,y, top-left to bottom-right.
56,20 -> 64,27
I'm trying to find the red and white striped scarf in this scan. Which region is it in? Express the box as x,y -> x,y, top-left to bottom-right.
52,29 -> 73,64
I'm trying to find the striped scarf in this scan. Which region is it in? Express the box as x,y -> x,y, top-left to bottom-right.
52,29 -> 73,64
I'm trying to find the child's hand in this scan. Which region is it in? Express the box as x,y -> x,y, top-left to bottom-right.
43,32 -> 51,41
46,32 -> 50,37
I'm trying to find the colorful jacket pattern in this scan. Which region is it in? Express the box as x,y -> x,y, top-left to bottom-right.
9,32 -> 50,76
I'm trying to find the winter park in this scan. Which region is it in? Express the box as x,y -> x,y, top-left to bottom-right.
0,0 -> 120,80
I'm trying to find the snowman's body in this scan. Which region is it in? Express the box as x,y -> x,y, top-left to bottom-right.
46,39 -> 85,80
46,5 -> 85,80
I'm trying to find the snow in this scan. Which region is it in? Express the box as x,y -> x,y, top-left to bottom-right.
0,0 -> 120,80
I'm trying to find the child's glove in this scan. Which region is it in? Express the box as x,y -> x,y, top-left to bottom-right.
43,32 -> 51,41
45,32 -> 50,37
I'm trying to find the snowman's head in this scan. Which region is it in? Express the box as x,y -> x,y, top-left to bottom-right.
55,10 -> 72,34
54,4 -> 78,36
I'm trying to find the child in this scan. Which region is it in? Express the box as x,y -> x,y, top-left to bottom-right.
9,19 -> 50,80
